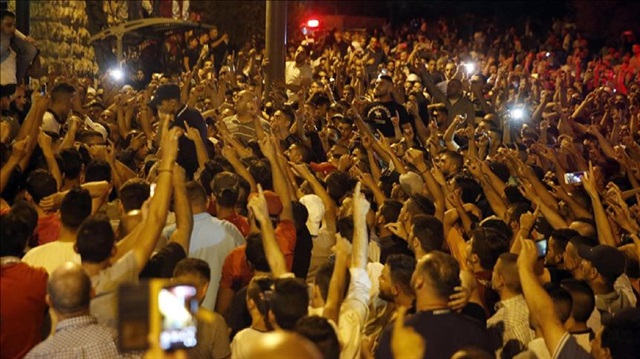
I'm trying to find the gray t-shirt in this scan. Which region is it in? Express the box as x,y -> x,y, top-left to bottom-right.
90,251 -> 138,330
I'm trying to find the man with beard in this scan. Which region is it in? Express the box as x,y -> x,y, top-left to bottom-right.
365,75 -> 412,139
424,72 -> 475,127
364,254 -> 416,356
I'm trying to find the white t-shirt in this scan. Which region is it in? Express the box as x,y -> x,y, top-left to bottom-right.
285,61 -> 312,101
42,111 -> 62,135
231,327 -> 270,359
22,241 -> 81,274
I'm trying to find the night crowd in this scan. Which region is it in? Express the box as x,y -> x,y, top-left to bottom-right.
2,6 -> 640,359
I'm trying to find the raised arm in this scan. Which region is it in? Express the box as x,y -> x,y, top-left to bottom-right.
38,131 -> 63,190
119,128 -> 178,272
248,184 -> 287,277
258,135 -> 293,222
168,165 -> 193,253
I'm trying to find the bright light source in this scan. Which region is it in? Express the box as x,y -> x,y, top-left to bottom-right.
307,19 -> 319,28
545,52 -> 551,57
463,62 -> 476,74
110,68 -> 124,81
510,108 -> 524,120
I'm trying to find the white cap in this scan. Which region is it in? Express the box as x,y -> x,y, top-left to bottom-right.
300,194 -> 325,236
407,73 -> 421,83
399,171 -> 424,197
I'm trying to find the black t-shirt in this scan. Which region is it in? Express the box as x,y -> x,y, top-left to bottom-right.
291,229 -> 312,280
185,47 -> 200,69
171,105 -> 212,179
365,101 -> 412,138
375,305 -> 492,359
139,242 -> 186,279
547,266 -> 573,284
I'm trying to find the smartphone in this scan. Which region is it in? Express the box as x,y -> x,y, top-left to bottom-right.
40,83 -> 47,95
564,171 -> 586,185
159,284 -> 199,351
150,183 -> 157,197
536,239 -> 548,258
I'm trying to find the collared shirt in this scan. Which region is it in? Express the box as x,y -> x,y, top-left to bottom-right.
25,315 -> 125,359
487,294 -> 535,358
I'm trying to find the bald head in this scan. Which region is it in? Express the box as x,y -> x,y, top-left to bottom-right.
234,90 -> 258,116
244,331 -> 322,359
48,262 -> 92,315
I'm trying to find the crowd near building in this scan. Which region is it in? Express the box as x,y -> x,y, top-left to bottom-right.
1,1 -> 640,358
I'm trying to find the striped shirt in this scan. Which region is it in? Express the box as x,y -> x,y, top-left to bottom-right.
487,294 -> 535,358
222,115 -> 271,144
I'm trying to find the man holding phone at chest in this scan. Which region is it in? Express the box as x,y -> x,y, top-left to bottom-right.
150,83 -> 211,179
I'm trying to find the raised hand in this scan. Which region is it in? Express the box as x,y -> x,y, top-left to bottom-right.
247,184 -> 270,224
10,135 -> 30,160
352,182 -> 371,221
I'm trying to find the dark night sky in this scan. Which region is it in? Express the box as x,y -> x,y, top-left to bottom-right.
305,0 -> 571,24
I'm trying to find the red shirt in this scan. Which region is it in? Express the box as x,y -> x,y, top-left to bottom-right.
0,261 -> 48,359
220,220 -> 297,291
37,213 -> 61,246
221,213 -> 250,238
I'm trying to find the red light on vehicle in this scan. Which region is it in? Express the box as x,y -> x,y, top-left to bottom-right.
307,19 -> 319,28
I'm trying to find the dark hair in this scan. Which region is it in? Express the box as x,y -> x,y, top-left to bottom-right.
211,172 -> 240,207
50,82 -> 76,103
26,169 -> 58,204
58,148 -> 83,180
601,308 -> 640,359
443,150 -> 463,171
488,161 -> 510,183
543,282 -> 572,323
8,201 -> 38,237
454,175 -> 482,204
471,227 -> 510,270
560,279 -> 595,323
379,171 -> 400,198
197,159 -> 229,195
505,202 -> 532,227
550,228 -> 580,253
480,217 -> 513,242
386,254 -> 416,295
0,213 -> 31,256
325,171 -> 353,205
411,194 -> 436,216
76,214 -> 115,263
119,178 -> 150,212
295,316 -> 340,359
418,251 -> 461,299
269,278 -> 309,330
173,258 -> 211,282
185,181 -> 208,207
245,233 -> 270,273
247,276 -> 274,320
379,200 -> 403,223
336,216 -> 355,243
412,214 -> 444,253
248,159 -> 273,190
60,187 -> 92,230
84,160 -> 111,182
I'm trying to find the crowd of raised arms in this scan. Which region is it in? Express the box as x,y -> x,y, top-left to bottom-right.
2,7 -> 640,359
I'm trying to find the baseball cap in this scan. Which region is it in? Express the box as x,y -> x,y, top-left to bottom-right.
299,194 -> 325,236
577,244 -> 625,281
310,162 -> 337,177
0,84 -> 17,98
148,84 -> 181,108
249,190 -> 283,217
407,73 -> 421,83
211,172 -> 240,200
